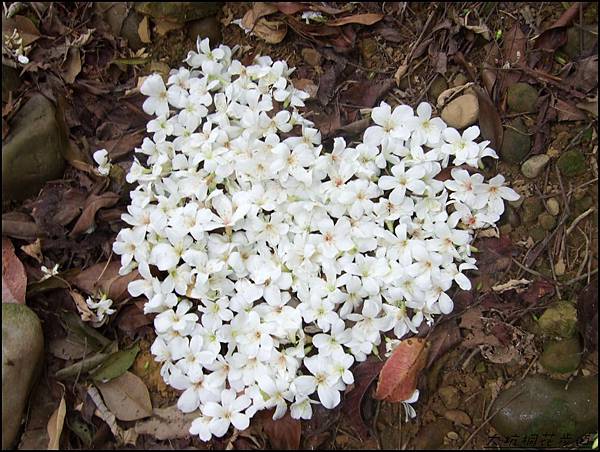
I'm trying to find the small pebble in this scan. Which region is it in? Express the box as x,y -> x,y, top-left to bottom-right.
444,409 -> 472,426
446,431 -> 460,440
521,154 -> 550,179
441,94 -> 479,129
546,198 -> 560,216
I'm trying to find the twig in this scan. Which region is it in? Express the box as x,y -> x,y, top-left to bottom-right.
563,268 -> 598,286
565,207 -> 595,236
511,258 -> 545,279
459,389 -> 525,450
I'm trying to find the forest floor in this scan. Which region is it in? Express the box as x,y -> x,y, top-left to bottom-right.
2,2 -> 598,450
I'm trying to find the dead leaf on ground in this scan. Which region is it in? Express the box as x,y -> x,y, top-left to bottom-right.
534,2 -> 583,51
474,85 -> 503,151
577,95 -> 598,117
3,15 -> 41,45
255,409 -> 301,449
374,338 -> 429,402
47,394 -> 67,450
70,192 -> 120,237
69,260 -> 139,303
154,18 -> 183,36
425,320 -> 462,368
293,78 -> 318,98
2,237 -> 27,304
253,18 -> 288,44
327,13 -> 384,27
70,290 -> 95,322
138,16 -> 151,44
341,358 -> 384,440
20,239 -> 44,263
2,212 -> 45,240
117,301 -> 152,334
126,405 -> 199,442
62,47 -> 82,84
241,2 -> 279,30
342,79 -> 395,108
555,98 -> 588,121
96,371 -> 152,421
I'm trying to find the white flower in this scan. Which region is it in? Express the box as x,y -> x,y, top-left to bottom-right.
86,293 -> 116,322
201,389 -> 252,437
40,264 -> 60,281
93,149 -> 112,176
140,74 -> 170,117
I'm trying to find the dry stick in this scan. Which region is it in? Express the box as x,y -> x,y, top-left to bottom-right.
565,207 -> 595,236
563,268 -> 598,286
576,225 -> 590,280
459,389 -> 525,450
548,246 -> 562,300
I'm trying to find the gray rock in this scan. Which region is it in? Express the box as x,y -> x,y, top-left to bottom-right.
2,94 -> 66,202
2,304 -> 45,449
135,2 -> 221,22
187,16 -> 221,45
540,337 -> 582,373
521,154 -> 550,178
507,83 -> 539,113
490,375 -> 597,446
538,301 -> 578,339
500,117 -> 531,163
546,198 -> 560,216
441,94 -> 479,129
520,196 -> 544,223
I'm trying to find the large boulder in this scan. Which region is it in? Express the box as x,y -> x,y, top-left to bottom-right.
2,94 -> 66,202
2,303 -> 45,449
490,375 -> 597,447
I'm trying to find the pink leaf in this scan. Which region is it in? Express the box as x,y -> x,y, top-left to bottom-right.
2,238 -> 27,304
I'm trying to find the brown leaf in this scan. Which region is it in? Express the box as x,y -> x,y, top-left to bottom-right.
20,239 -> 43,264
70,192 -> 120,237
2,212 -> 44,240
62,47 -> 82,84
47,395 -> 66,450
474,85 -> 503,151
256,410 -> 301,449
534,2 -> 583,51
327,13 -> 384,27
2,237 -> 27,304
242,2 -> 279,30
70,290 -> 95,322
138,16 -> 151,44
341,358 -> 384,440
293,78 -> 318,99
69,260 -> 139,303
555,98 -> 588,121
272,2 -> 308,15
564,55 -> 598,93
117,301 -> 152,333
154,18 -> 184,36
253,18 -> 288,44
96,371 -> 152,421
577,278 -> 598,352
3,15 -> 41,46
520,279 -> 555,305
374,338 -> 429,402
342,79 -> 395,108
425,320 -> 462,368
127,405 -> 198,441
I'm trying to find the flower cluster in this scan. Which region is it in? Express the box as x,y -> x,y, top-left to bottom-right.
114,38 -> 518,440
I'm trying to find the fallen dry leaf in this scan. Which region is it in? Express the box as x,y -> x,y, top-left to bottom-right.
577,278 -> 598,352
534,2 -> 583,51
138,16 -> 151,44
3,15 -> 41,46
62,47 -> 82,84
374,338 -> 429,402
2,237 -> 27,304
425,320 -> 462,368
474,85 -> 503,151
253,17 -> 288,44
47,395 -> 66,450
126,405 -> 198,441
341,358 -> 384,440
256,409 -> 301,449
96,371 -> 152,421
327,13 -> 384,27
242,2 -> 279,30
70,290 -> 95,322
20,239 -> 43,263
70,192 -> 120,237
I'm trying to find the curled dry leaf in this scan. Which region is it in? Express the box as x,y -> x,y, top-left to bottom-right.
241,2 -> 279,30
62,47 -> 82,84
70,192 -> 120,237
138,16 -> 151,44
253,18 -> 288,44
2,212 -> 45,240
256,409 -> 301,450
47,395 -> 66,450
21,238 -> 43,263
534,2 -> 582,51
327,13 -> 384,27
374,338 -> 429,402
96,371 -> 152,422
473,85 -> 503,150
3,15 -> 41,46
2,237 -> 27,304
70,260 -> 140,303
70,290 -> 95,322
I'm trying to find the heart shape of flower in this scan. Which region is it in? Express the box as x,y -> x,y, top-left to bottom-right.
113,38 -> 519,441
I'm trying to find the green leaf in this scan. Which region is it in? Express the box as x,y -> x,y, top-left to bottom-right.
112,57 -> 149,66
90,344 -> 140,383
54,350 -> 113,380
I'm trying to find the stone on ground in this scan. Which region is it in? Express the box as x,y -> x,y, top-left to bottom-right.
440,93 -> 479,129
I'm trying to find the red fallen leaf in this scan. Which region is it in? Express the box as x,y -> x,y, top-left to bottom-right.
117,301 -> 152,333
255,409 -> 301,450
2,238 -> 27,304
341,79 -> 395,108
374,338 -> 429,402
273,2 -> 307,15
475,235 -> 514,274
69,192 -> 120,237
520,279 -> 555,305
341,358 -> 384,440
